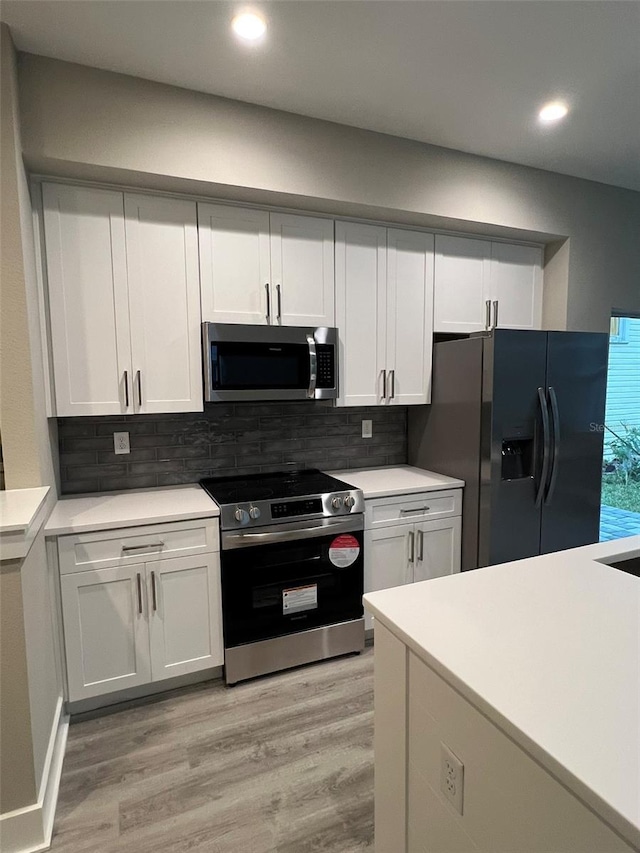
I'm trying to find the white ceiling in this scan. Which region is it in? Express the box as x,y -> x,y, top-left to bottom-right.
2,0 -> 640,191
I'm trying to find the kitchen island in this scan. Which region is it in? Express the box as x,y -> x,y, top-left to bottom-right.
364,536 -> 640,853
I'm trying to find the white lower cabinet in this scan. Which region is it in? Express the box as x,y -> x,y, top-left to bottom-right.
147,554 -> 222,682
364,492 -> 462,630
59,523 -> 223,702
61,564 -> 152,699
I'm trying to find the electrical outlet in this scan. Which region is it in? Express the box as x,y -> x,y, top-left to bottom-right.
114,431 -> 130,455
362,419 -> 373,439
440,742 -> 464,814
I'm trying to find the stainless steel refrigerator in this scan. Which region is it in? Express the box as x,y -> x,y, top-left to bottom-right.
408,329 -> 608,571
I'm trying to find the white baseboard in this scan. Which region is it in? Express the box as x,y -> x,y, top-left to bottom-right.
0,696 -> 68,853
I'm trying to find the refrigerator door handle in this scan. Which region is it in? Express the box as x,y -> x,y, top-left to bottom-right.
544,386 -> 561,505
535,387 -> 551,507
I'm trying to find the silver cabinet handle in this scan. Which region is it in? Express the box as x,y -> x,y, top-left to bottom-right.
493,300 -> 499,329
381,370 -> 387,400
124,370 -> 129,407
485,299 -> 492,331
151,571 -> 157,612
400,506 -> 430,515
307,334 -> 317,399
417,529 -> 424,562
122,542 -> 165,552
136,572 -> 143,615
276,284 -> 282,323
389,369 -> 395,400
408,530 -> 415,563
265,282 -> 271,323
136,370 -> 142,407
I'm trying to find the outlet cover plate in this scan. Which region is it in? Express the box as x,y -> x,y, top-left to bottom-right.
362,419 -> 373,439
440,742 -> 464,815
114,432 -> 130,455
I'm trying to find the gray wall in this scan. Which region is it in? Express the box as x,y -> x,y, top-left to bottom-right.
58,403 -> 407,494
17,53 -> 640,333
0,24 -> 61,818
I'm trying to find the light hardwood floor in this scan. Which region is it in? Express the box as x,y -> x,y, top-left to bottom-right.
51,649 -> 374,852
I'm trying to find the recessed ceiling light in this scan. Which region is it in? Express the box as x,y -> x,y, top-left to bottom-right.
232,12 -> 267,42
538,101 -> 569,123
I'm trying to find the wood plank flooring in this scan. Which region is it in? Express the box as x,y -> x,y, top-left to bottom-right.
50,649 -> 374,852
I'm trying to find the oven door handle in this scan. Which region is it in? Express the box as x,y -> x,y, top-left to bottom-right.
223,518 -> 360,549
307,334 -> 317,399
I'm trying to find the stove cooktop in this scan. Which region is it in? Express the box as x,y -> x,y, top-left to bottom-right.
199,468 -> 365,530
200,469 -> 354,505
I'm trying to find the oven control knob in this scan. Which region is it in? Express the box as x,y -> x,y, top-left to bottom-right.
249,505 -> 261,520
344,495 -> 356,509
331,496 -> 343,510
234,507 -> 249,524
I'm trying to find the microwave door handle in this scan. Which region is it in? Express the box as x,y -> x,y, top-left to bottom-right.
307,334 -> 317,398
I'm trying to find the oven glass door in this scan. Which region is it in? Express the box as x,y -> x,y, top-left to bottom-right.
210,341 -> 311,391
221,529 -> 364,647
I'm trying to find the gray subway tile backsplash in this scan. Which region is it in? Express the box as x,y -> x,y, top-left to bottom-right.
57,402 -> 408,494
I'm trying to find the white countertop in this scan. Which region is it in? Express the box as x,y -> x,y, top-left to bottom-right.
364,536 -> 640,848
0,486 -> 52,560
328,465 -> 464,497
45,485 -> 219,536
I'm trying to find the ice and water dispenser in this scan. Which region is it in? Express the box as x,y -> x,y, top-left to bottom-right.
501,438 -> 534,481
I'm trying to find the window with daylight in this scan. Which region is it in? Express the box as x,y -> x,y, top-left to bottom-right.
609,316 -> 629,344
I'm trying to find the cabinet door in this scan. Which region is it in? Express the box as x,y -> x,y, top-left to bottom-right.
60,565 -> 151,701
386,229 -> 434,405
269,213 -> 335,327
335,221 -> 387,406
125,195 -> 203,413
433,235 -> 491,334
198,203 -> 271,324
147,554 -> 223,681
364,524 -> 413,630
43,184 -> 132,416
490,242 -> 543,330
413,517 -> 461,583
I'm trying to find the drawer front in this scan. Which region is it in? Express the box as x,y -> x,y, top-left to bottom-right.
366,489 -> 462,528
58,519 -> 220,574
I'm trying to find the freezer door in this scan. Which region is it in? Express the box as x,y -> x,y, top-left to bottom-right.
540,332 -> 608,554
480,330 -> 548,567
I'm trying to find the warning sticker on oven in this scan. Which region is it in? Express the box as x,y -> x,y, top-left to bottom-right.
283,584 -> 318,615
328,534 -> 360,568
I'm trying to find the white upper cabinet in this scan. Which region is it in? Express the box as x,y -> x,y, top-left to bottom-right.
125,195 -> 202,413
335,221 -> 387,406
434,234 -> 543,333
269,213 -> 334,327
43,184 -> 202,416
198,203 -> 271,325
490,242 -> 543,330
434,235 -> 492,334
336,222 -> 433,407
198,205 -> 335,327
386,229 -> 434,405
43,184 -> 132,416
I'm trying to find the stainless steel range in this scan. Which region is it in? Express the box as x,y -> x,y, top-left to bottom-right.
200,468 -> 366,685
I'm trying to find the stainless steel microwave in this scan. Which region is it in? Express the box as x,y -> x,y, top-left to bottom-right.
202,323 -> 338,402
